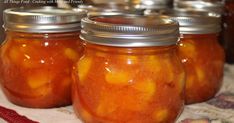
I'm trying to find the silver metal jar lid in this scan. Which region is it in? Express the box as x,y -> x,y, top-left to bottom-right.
3,6 -> 87,33
144,8 -> 171,16
137,0 -> 173,9
174,0 -> 224,14
162,9 -> 221,34
77,4 -> 144,16
75,5 -> 133,17
78,4 -> 129,12
80,15 -> 179,47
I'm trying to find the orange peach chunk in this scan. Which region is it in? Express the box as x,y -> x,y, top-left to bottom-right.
32,85 -> 51,97
78,57 -> 92,83
9,47 -> 21,63
178,72 -> 185,92
164,59 -> 174,82
26,71 -> 53,97
105,70 -> 131,85
133,80 -> 156,101
153,108 -> 169,122
27,72 -> 51,89
64,48 -> 78,61
196,67 -> 205,82
145,56 -> 161,72
179,41 -> 197,57
186,76 -> 195,89
96,96 -> 118,116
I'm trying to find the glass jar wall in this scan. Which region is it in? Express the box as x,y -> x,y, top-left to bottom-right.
164,10 -> 225,104
0,31 -> 82,108
178,34 -> 225,104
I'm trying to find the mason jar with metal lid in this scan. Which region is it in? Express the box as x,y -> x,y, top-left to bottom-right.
72,15 -> 185,123
0,6 -> 87,108
163,9 -> 225,104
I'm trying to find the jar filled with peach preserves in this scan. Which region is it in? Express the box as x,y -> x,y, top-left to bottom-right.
166,10 -> 225,104
0,7 -> 86,108
72,15 -> 185,123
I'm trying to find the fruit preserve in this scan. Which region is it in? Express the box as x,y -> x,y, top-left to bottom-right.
180,34 -> 224,104
72,15 -> 185,123
0,7 -> 86,108
165,10 -> 225,104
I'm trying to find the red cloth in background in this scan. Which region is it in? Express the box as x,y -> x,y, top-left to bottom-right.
0,106 -> 38,123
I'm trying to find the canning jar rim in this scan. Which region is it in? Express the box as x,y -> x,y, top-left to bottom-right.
80,15 -> 180,47
154,9 -> 222,34
3,6 -> 87,33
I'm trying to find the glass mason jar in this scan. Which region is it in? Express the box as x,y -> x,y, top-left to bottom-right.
0,7 -> 86,108
164,10 -> 225,104
222,0 -> 234,63
72,15 -> 185,123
